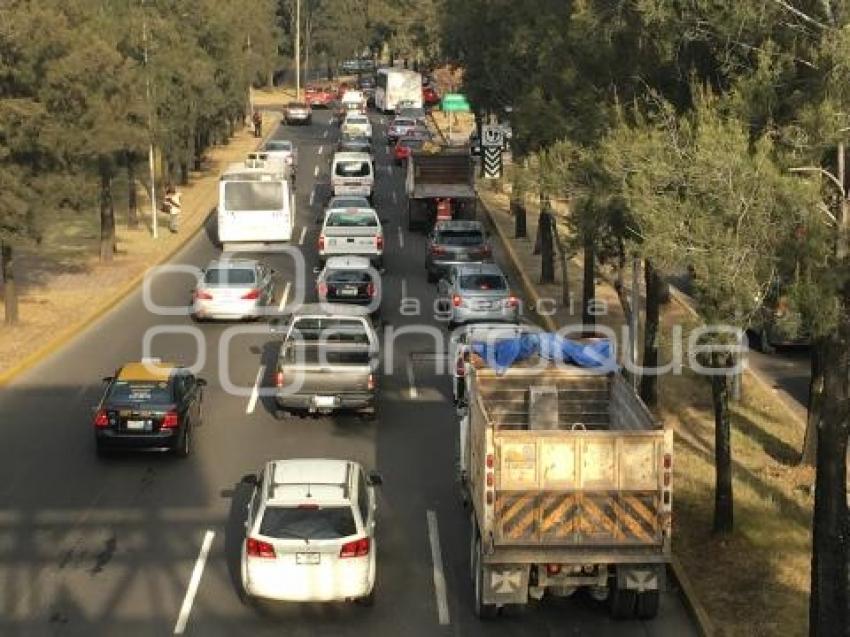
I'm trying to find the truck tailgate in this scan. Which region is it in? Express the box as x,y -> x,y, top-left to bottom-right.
280,345 -> 373,394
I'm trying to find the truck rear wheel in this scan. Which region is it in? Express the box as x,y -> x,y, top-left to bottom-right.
609,583 -> 637,620
473,535 -> 498,619
636,590 -> 660,619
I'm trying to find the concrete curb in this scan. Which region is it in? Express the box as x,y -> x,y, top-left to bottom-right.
479,195 -> 717,637
0,114 -> 280,388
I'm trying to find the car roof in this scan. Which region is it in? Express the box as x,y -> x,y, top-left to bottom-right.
435,220 -> 484,231
454,262 -> 505,276
205,258 -> 259,269
324,256 -> 372,270
290,303 -> 371,318
117,361 -> 179,382
266,458 -> 356,505
333,152 -> 372,161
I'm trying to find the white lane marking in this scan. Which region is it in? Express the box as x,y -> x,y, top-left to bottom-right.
385,165 -> 392,176
406,355 -> 418,399
318,145 -> 324,155
278,281 -> 292,311
427,511 -> 451,626
314,165 -> 320,178
401,278 -> 408,299
173,529 -> 215,635
245,365 -> 266,415
397,225 -> 404,249
323,129 -> 329,138
392,191 -> 398,204
298,226 -> 307,245
309,187 -> 315,207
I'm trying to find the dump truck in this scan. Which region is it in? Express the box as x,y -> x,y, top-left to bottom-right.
458,361 -> 672,620
406,146 -> 476,232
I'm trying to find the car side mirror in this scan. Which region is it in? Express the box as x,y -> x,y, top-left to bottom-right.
366,470 -> 383,487
241,473 -> 259,486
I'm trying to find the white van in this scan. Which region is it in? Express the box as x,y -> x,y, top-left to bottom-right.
331,152 -> 374,201
217,158 -> 295,248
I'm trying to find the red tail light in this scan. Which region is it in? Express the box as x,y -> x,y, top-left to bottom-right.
367,373 -> 375,391
506,296 -> 519,308
340,537 -> 370,558
194,289 -> 213,300
160,411 -> 179,429
481,245 -> 492,257
367,282 -> 375,297
546,563 -> 562,575
317,282 -> 328,297
376,235 -> 384,250
246,537 -> 276,559
241,289 -> 261,300
276,370 -> 284,388
318,235 -> 325,250
93,409 -> 109,428
452,294 -> 462,308
430,245 -> 445,256
663,453 -> 672,469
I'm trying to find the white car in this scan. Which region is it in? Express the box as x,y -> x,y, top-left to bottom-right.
331,152 -> 375,200
261,139 -> 297,168
319,207 -> 385,269
341,113 -> 373,139
240,458 -> 382,604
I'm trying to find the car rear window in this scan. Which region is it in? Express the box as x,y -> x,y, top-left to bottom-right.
326,270 -> 372,284
288,102 -> 307,108
108,380 -> 173,404
224,182 -> 284,211
284,345 -> 372,365
461,274 -> 507,291
436,230 -> 484,246
326,211 -> 377,227
264,141 -> 292,152
260,506 -> 356,540
398,138 -> 424,149
347,116 -> 368,124
393,118 -> 415,127
289,318 -> 371,343
204,268 -> 256,285
328,197 -> 370,209
335,161 -> 371,178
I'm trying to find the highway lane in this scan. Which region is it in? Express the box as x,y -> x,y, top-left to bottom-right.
0,108 -> 698,636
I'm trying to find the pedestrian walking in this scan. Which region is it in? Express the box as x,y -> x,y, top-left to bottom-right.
252,111 -> 262,138
163,184 -> 182,233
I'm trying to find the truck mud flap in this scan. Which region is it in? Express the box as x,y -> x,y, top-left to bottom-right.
616,564 -> 665,592
482,564 -> 530,606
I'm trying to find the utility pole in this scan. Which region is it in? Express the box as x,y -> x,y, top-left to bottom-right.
142,0 -> 157,239
295,0 -> 301,100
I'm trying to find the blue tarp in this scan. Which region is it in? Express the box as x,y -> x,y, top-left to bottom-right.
470,333 -> 616,374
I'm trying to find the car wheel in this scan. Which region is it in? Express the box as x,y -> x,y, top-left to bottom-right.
174,426 -> 191,458
473,535 -> 498,619
609,581 -> 637,620
636,590 -> 660,620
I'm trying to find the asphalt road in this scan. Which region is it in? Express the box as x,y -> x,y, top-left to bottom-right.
0,109 -> 699,636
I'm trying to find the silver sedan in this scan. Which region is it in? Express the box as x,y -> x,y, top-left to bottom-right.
437,263 -> 520,328
191,259 -> 275,321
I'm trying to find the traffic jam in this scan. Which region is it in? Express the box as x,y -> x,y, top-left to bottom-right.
87,65 -> 676,632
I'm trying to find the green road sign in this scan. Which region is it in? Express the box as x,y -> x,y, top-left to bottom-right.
441,93 -> 471,112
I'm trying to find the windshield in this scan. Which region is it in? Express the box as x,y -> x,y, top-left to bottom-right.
224,182 -> 284,211
334,161 -> 371,178
326,211 -> 377,227
460,274 -> 507,291
107,380 -> 173,404
260,506 -> 356,540
264,141 -> 292,152
203,268 -> 256,286
436,230 -> 484,246
328,197 -> 370,209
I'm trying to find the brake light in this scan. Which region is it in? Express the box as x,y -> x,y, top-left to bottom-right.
367,373 -> 375,391
318,235 -> 325,250
663,453 -> 672,469
194,289 -> 213,300
506,296 -> 520,308
246,537 -> 276,559
340,537 -> 370,558
241,289 -> 261,300
317,282 -> 328,297
452,294 -> 462,308
430,245 -> 445,256
93,409 -> 109,428
276,370 -> 284,388
161,411 -> 179,429
486,453 -> 494,468
546,564 -> 562,576
367,282 -> 375,297
376,235 -> 384,250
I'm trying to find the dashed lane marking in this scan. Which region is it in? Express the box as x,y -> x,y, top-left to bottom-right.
427,511 -> 451,626
173,530 -> 215,634
245,365 -> 266,415
278,281 -> 292,311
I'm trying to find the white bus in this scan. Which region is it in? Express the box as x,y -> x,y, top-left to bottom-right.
217,158 -> 295,249
375,68 -> 422,113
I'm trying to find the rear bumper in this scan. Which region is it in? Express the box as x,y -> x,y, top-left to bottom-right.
244,558 -> 372,601
452,306 -> 519,324
275,393 -> 375,413
193,301 -> 263,320
95,429 -> 180,451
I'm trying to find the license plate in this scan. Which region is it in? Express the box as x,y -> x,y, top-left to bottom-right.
340,287 -> 359,296
126,419 -> 148,431
475,301 -> 493,310
296,552 -> 321,565
314,396 -> 337,408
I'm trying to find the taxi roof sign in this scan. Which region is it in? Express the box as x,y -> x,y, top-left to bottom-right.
117,362 -> 178,382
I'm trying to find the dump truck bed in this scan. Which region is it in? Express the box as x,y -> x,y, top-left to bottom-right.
407,150 -> 475,199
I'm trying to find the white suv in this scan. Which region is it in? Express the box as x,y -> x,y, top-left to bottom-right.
318,207 -> 385,269
240,458 -> 382,604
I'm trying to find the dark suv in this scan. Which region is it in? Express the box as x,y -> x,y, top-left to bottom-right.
425,220 -> 492,283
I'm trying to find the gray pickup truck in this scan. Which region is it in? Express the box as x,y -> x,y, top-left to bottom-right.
273,304 -> 379,420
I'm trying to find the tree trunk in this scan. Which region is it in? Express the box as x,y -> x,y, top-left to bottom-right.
552,220 -> 571,308
581,232 -> 596,328
513,201 -> 527,239
809,329 -> 850,636
126,153 -> 139,229
539,208 -> 555,284
800,340 -> 824,466
99,162 -> 116,262
1,242 -> 18,326
711,351 -> 734,534
640,260 -> 662,408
